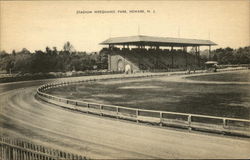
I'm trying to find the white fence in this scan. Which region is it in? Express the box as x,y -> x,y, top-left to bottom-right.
37,71 -> 250,137
0,137 -> 87,160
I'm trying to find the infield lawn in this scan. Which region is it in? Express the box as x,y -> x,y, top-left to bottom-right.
46,71 -> 250,119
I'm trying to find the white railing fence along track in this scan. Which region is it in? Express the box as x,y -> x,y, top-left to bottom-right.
36,70 -> 250,137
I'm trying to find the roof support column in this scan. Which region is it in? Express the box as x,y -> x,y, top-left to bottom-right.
108,44 -> 112,71
194,46 -> 198,67
209,45 -> 211,60
108,54 -> 111,71
171,46 -> 174,69
198,46 -> 200,67
183,46 -> 188,69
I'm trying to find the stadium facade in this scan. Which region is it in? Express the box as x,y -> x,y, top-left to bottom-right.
100,35 -> 216,72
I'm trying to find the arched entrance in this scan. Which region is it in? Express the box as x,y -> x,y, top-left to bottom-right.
125,64 -> 132,74
117,59 -> 124,71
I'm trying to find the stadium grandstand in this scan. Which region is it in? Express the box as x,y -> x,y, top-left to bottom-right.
100,35 -> 217,73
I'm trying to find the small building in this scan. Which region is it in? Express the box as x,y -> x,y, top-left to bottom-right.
100,35 -> 216,72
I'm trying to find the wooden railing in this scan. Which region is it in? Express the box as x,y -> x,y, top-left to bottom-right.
0,137 -> 87,160
36,71 -> 250,137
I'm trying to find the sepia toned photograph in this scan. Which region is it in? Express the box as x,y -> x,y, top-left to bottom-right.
0,0 -> 249,159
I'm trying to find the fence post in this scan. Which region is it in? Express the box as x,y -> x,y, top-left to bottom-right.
55,150 -> 59,159
8,146 -> 11,160
2,145 -> 5,160
87,103 -> 89,114
31,144 -> 35,160
223,118 -> 227,128
116,107 -> 119,119
11,147 -> 14,160
27,151 -> 29,160
0,141 -> 2,160
100,105 -> 103,116
159,112 -> 162,127
67,153 -> 71,159
14,147 -> 17,160
75,154 -> 79,160
51,149 -> 55,157
188,115 -> 192,131
24,150 -> 27,160
136,109 -> 139,123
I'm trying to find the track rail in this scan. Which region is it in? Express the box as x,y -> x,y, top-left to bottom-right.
36,70 -> 250,137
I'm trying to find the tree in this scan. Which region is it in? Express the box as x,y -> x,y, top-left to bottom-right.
211,46 -> 250,64
45,46 -> 52,55
0,50 -> 8,56
13,51 -> 32,73
98,49 -> 108,69
52,47 -> 58,55
12,50 -> 16,56
0,51 -> 15,73
18,48 -> 31,54
63,41 -> 75,53
212,54 -> 218,61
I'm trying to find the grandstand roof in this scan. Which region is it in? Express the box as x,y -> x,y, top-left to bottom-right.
100,35 -> 217,46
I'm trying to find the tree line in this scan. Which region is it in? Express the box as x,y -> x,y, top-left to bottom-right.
210,46 -> 250,64
0,42 -> 108,74
0,43 -> 249,74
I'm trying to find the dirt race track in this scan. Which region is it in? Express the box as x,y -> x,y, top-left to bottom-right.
0,75 -> 250,159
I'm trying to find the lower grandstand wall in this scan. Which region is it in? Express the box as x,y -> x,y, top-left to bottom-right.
109,53 -> 139,72
108,49 -> 198,72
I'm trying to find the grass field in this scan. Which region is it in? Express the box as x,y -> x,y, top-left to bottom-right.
187,71 -> 250,82
46,71 -> 250,119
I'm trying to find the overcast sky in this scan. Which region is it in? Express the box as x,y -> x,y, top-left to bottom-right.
0,0 -> 249,53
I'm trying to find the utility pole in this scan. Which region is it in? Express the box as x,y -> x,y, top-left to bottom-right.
178,26 -> 180,38
109,27 -> 112,38
138,24 -> 140,35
